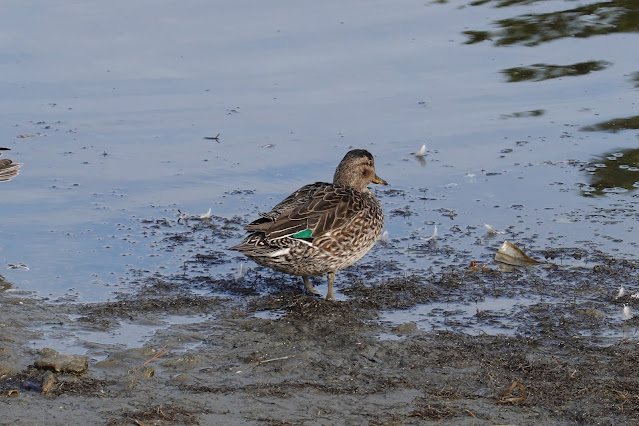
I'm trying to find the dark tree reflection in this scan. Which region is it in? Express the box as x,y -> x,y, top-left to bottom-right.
502,61 -> 611,83
582,148 -> 639,197
465,1 -> 639,47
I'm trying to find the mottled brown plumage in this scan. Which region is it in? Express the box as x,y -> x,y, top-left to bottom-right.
0,148 -> 21,182
230,149 -> 387,300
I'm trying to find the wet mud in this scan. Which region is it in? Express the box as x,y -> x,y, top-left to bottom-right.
2,232 -> 639,425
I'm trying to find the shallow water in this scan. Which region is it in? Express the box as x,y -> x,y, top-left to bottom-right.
378,295 -> 539,337
29,313 -> 210,357
1,1 -> 638,329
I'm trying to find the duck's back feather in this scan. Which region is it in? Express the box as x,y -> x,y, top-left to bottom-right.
244,182 -> 366,241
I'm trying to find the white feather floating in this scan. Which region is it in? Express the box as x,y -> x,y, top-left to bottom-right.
379,230 -> 389,244
234,263 -> 247,282
178,209 -> 189,222
410,144 -> 427,166
7,263 -> 29,271
484,223 -> 506,235
423,225 -> 437,242
622,304 -> 633,321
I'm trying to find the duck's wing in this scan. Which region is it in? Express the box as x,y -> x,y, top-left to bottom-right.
245,182 -> 365,241
0,159 -> 21,182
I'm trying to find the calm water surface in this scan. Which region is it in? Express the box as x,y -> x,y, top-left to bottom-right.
1,0 -> 638,304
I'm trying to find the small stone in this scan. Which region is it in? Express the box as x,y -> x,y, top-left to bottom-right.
127,366 -> 155,379
575,309 -> 604,320
161,354 -> 198,368
392,322 -> 418,334
34,348 -> 88,375
138,366 -> 155,379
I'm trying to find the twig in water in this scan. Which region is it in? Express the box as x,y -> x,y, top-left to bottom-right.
142,346 -> 169,367
255,355 -> 295,365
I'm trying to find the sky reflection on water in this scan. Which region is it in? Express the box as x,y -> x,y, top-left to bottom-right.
0,0 -> 638,301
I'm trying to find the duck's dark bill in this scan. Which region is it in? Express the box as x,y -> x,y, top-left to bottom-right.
372,174 -> 388,186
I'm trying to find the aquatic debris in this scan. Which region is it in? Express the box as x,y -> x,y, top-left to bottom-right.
466,261 -> 490,273
422,225 -> 438,242
494,241 -> 539,267
553,217 -> 577,224
41,371 -> 55,394
178,208 -> 213,223
412,144 -> 426,156
378,230 -> 389,245
16,133 -> 40,138
204,133 -> 220,142
484,223 -> 506,236
622,304 -> 633,321
177,209 -> 190,224
497,380 -> 528,404
262,144 -> 275,149
6,263 -> 29,271
234,263 -> 247,282
142,345 -> 169,367
410,144 -> 426,166
254,354 -> 296,366
616,285 -> 626,299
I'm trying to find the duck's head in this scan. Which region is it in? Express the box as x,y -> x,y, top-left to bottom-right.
333,149 -> 388,192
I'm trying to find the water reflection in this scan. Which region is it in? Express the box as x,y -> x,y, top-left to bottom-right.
581,115 -> 639,132
0,148 -> 22,182
501,109 -> 544,119
464,1 -> 639,47
501,61 -> 611,83
581,148 -> 639,196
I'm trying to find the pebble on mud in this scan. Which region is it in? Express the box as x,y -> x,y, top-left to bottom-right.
34,348 -> 88,375
575,308 -> 604,320
392,322 -> 418,334
125,367 -> 155,391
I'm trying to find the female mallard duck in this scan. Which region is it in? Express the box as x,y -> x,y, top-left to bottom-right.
230,149 -> 388,300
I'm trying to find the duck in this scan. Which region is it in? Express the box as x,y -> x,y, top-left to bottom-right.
230,149 -> 388,300
0,148 -> 21,182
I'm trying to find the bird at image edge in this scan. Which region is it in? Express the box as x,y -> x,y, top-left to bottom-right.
0,148 -> 22,182
230,149 -> 388,300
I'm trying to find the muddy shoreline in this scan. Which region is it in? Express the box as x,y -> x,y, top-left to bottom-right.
2,251 -> 639,425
